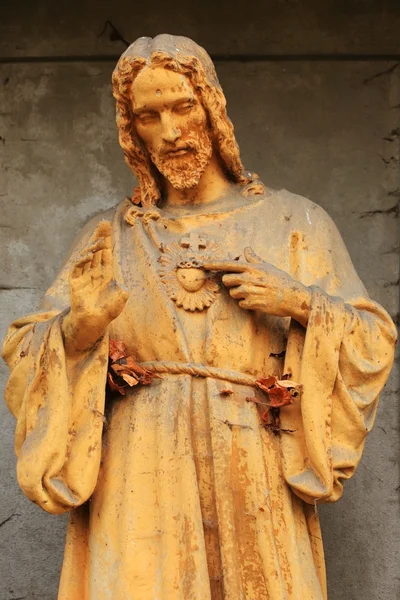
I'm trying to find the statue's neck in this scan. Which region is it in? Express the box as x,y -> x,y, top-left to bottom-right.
161,153 -> 231,209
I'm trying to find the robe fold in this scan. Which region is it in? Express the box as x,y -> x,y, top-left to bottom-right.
2,189 -> 396,599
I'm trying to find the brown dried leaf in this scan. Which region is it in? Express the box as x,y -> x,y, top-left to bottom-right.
255,375 -> 302,409
121,373 -> 139,387
250,374 -> 301,434
111,360 -> 156,386
111,363 -> 131,376
107,339 -> 158,395
109,339 -> 128,362
266,386 -> 294,408
256,375 -> 278,392
124,356 -> 152,376
140,372 -> 156,385
107,371 -> 126,395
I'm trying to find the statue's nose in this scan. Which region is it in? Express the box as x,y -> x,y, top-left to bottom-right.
161,114 -> 181,143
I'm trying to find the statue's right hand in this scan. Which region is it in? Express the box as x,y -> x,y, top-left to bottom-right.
62,221 -> 129,353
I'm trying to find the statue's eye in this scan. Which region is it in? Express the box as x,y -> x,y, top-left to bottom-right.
174,102 -> 194,115
136,112 -> 158,124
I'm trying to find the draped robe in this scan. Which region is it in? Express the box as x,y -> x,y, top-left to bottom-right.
2,188 -> 396,600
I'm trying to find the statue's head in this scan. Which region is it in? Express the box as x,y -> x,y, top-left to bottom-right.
112,34 -> 263,207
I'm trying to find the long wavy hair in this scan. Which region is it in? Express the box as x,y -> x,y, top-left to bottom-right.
112,34 -> 264,207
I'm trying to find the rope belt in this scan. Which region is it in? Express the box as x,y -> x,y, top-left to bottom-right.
138,361 -> 257,387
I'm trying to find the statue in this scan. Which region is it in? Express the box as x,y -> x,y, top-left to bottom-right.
2,34 -> 397,600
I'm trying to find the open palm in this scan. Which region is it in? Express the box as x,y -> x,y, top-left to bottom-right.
64,221 -> 128,353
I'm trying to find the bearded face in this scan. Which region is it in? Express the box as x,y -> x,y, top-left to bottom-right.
131,65 -> 213,190
147,126 -> 213,190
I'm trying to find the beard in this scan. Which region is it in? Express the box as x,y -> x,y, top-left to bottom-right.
149,128 -> 213,190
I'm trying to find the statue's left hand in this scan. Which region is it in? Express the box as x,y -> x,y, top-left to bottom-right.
204,247 -> 311,326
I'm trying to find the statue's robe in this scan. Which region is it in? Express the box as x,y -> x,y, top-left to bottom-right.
2,189 -> 396,600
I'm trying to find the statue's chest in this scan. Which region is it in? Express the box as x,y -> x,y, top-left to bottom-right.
120,206 -> 290,316
123,211 -> 230,313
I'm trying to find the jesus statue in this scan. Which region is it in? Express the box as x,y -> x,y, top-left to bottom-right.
2,34 -> 397,599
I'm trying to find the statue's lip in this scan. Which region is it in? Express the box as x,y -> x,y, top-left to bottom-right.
164,147 -> 191,157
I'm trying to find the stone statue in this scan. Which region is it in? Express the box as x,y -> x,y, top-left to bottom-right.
2,34 -> 397,600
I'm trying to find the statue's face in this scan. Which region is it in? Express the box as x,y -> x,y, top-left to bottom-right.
131,66 -> 213,190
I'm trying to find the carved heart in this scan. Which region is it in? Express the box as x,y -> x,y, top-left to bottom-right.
176,267 -> 207,292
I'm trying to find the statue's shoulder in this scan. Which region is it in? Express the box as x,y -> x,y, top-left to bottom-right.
262,187 -> 336,233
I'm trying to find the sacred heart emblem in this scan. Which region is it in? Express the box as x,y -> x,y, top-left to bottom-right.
159,233 -> 224,311
176,268 -> 208,292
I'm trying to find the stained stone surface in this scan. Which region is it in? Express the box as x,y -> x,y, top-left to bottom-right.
0,10 -> 399,600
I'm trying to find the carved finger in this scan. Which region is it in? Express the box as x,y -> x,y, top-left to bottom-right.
79,271 -> 95,287
101,235 -> 113,265
203,260 -> 250,273
71,254 -> 93,279
229,285 -> 249,299
91,247 -> 103,269
229,283 -> 267,298
82,255 -> 94,274
70,265 -> 83,280
231,284 -> 267,300
82,237 -> 107,257
238,298 -> 254,310
222,273 -> 249,287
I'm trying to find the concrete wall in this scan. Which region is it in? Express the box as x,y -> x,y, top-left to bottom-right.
1,2 -> 399,599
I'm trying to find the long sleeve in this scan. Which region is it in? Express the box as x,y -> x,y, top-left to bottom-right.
280,202 -> 397,504
2,212 -> 112,514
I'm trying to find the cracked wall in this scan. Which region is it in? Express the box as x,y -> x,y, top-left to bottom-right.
0,2 -> 399,600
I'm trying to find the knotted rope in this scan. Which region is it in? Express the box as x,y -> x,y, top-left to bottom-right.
138,361 -> 256,387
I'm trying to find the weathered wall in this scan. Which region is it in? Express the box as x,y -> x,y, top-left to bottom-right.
0,2 -> 399,599
1,0 -> 400,57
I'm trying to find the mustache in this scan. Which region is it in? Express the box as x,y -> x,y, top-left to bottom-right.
157,141 -> 199,158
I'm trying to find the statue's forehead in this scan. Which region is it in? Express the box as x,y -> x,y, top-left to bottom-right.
131,66 -> 194,109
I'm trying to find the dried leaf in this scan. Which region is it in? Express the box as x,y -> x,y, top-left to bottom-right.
252,374 -> 301,434
107,339 -> 157,396
256,376 -> 278,392
109,339 -> 128,362
125,357 -> 152,376
107,371 -> 126,395
255,375 -> 302,408
121,373 -> 139,387
266,386 -> 294,408
111,363 -> 132,375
